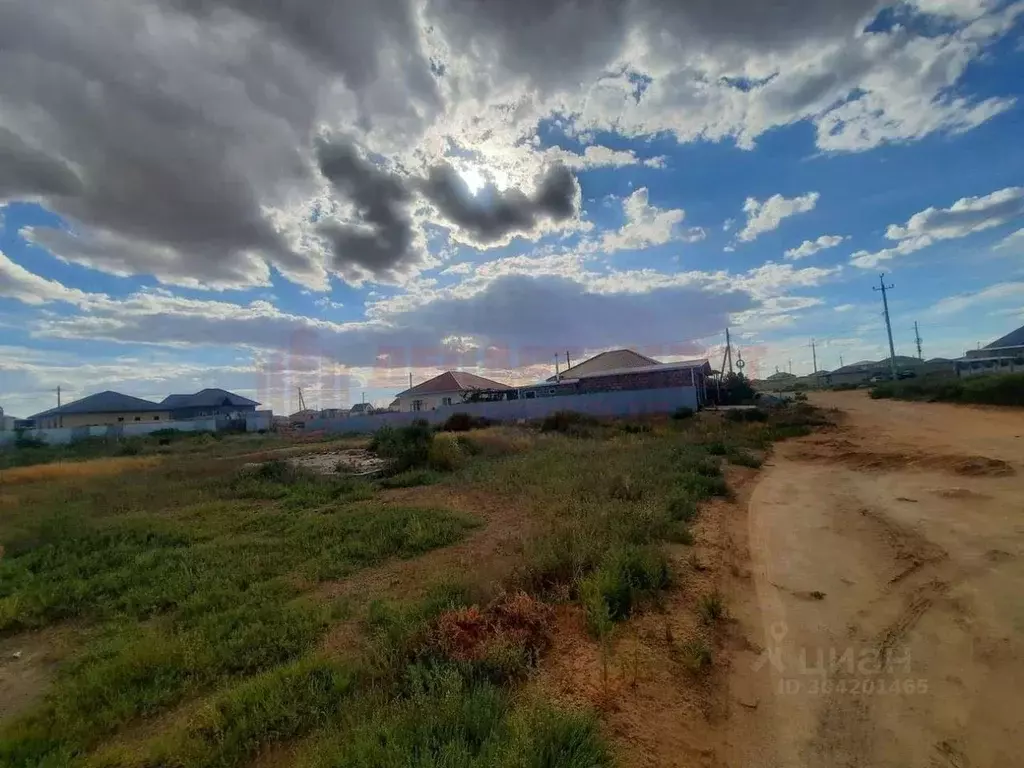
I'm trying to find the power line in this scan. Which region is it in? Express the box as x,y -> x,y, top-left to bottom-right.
872,273 -> 898,380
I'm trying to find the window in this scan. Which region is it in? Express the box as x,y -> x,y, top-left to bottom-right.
153,416 -> 161,420
547,388 -> 556,395
134,416 -> 141,421
117,417 -> 124,422
442,397 -> 452,406
412,400 -> 423,412
524,391 -> 536,399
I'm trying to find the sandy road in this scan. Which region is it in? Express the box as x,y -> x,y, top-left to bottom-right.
723,392 -> 1024,767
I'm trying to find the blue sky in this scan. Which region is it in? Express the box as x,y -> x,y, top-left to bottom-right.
1,0 -> 1023,417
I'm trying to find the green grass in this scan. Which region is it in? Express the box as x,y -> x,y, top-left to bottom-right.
295,665 -> 609,768
0,452 -> 477,766
0,404 -> 829,767
870,372 -> 1024,406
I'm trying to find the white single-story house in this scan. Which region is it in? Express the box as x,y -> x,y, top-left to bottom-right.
392,370 -> 511,412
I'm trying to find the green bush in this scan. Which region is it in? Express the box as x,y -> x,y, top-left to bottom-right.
539,411 -> 598,434
671,406 -> 695,420
869,373 -> 1024,406
579,545 -> 670,634
427,437 -> 466,472
724,408 -> 768,423
371,421 -> 434,470
379,469 -> 443,489
440,412 -> 493,432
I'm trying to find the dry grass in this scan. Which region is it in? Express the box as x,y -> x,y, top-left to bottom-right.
0,456 -> 163,485
458,426 -> 537,456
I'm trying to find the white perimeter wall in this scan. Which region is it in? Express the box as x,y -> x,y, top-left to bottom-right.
0,418 -> 220,446
307,386 -> 699,434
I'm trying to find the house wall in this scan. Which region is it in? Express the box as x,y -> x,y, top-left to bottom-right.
168,405 -> 257,420
956,358 -> 1024,378
0,418 -> 219,446
36,410 -> 172,429
393,391 -> 464,412
307,386 -> 700,434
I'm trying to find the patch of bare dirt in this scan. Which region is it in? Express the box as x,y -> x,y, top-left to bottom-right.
528,466 -> 762,768
789,439 -> 1014,477
0,629 -> 66,724
289,448 -> 387,475
719,391 -> 1024,767
314,485 -> 533,605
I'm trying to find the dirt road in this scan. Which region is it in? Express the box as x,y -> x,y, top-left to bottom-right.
725,392 -> 1024,767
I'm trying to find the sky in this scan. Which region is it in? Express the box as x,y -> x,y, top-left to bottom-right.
1,0 -> 1023,417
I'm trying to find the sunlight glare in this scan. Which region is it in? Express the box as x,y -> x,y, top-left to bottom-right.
459,166 -> 486,194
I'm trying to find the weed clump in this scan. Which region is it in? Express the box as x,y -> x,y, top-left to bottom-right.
698,591 -> 725,624
440,412 -> 493,432
539,411 -> 598,435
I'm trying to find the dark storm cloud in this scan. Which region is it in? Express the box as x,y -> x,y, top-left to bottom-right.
0,0 -> 443,289
425,0 -> 883,91
421,164 -> 578,245
36,274 -> 754,368
170,0 -> 440,116
0,127 -> 82,202
314,138 -> 581,275
314,139 -> 420,280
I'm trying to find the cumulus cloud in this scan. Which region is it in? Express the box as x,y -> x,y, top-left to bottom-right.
929,281 -> 1024,315
1,0 -> 1019,297
784,234 -> 848,260
542,145 -> 666,170
597,188 -> 704,253
994,228 -> 1024,252
0,249 -> 93,306
851,186 -> 1024,268
737,192 -> 820,243
420,163 -> 579,247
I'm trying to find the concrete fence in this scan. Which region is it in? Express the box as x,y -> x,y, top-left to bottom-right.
307,386 -> 699,434
0,417 -> 221,447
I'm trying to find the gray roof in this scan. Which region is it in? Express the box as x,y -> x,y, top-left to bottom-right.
548,349 -> 661,382
160,389 -> 259,409
985,323 -> 1024,349
31,390 -> 163,419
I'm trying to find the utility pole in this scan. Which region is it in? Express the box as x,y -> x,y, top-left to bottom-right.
720,328 -> 734,377
57,385 -> 62,428
788,359 -> 792,375
565,350 -> 571,371
914,321 -> 923,360
839,354 -> 844,368
809,339 -> 819,387
409,372 -> 413,389
554,353 -> 560,382
297,387 -> 306,412
873,273 -> 898,380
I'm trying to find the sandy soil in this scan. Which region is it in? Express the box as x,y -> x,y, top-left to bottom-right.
722,392 -> 1024,767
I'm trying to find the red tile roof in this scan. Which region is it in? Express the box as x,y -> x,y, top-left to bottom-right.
397,370 -> 511,398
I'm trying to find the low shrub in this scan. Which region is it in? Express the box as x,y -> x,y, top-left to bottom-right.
371,421 -> 434,471
727,448 -> 763,468
724,408 -> 768,423
607,474 -> 643,501
618,421 -> 652,434
680,636 -> 712,672
440,412 -> 493,432
698,591 -> 725,624
539,411 -> 598,434
379,468 -> 443,489
579,545 -> 670,635
871,373 -> 1024,406
427,435 -> 467,472
671,406 -> 695,420
666,494 -> 698,523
